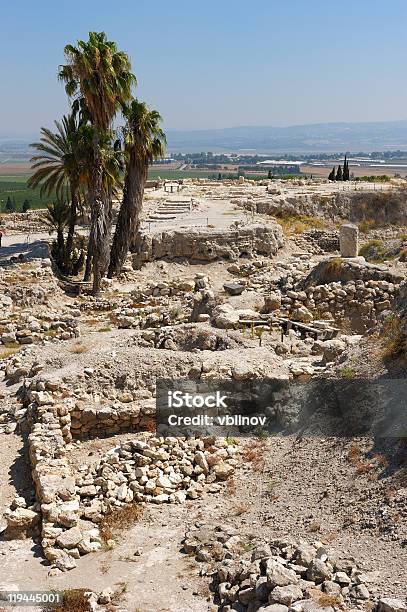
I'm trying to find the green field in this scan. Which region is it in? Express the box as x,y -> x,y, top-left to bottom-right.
0,174 -> 45,212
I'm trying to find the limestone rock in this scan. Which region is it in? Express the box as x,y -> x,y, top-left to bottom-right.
340,223 -> 359,258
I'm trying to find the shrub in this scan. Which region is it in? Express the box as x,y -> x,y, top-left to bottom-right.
380,315 -> 406,359
359,240 -> 387,262
51,589 -> 91,612
340,366 -> 356,379
355,175 -> 391,183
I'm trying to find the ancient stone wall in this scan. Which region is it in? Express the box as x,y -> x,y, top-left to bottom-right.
132,223 -> 284,269
281,279 -> 399,333
70,400 -> 155,439
27,398 -> 82,571
239,189 -> 407,225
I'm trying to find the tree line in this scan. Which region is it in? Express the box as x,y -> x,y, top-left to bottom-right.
1,197 -> 31,213
28,31 -> 166,294
328,156 -> 350,181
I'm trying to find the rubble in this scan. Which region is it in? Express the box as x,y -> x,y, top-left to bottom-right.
185,533 -> 382,611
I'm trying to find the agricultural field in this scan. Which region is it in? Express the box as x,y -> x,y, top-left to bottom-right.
0,174 -> 45,212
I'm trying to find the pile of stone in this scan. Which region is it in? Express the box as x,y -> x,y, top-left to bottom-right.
1,495 -> 40,540
75,290 -> 194,331
304,258 -> 404,287
0,209 -> 49,235
184,531 -> 406,611
132,278 -> 196,299
8,373 -> 241,572
227,261 -> 268,277
212,304 -> 261,329
129,274 -> 210,304
133,325 -> 237,352
0,310 -> 80,347
1,351 -> 42,384
0,259 -> 57,306
240,256 -> 314,297
76,436 -> 238,521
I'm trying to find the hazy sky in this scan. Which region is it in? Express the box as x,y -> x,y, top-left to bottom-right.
1,0 -> 407,136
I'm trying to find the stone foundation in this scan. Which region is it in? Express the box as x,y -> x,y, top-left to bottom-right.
132,223 -> 284,268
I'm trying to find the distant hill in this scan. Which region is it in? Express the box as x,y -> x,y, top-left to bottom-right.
166,121 -> 407,153
3,121 -> 407,156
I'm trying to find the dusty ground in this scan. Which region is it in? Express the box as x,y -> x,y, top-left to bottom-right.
0,178 -> 406,611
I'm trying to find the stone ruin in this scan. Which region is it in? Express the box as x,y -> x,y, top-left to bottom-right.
340,223 -> 359,258
131,223 -> 284,269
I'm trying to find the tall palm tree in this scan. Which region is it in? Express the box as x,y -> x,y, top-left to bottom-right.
58,31 -> 136,294
81,127 -> 125,281
28,112 -> 86,270
108,99 -> 166,278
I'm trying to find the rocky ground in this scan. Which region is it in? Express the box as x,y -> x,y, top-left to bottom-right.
0,178 -> 406,612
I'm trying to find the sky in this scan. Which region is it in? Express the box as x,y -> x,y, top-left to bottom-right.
1,0 -> 407,136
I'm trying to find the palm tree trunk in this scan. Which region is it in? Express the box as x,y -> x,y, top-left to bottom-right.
108,148 -> 146,278
56,227 -> 65,268
65,184 -> 79,274
84,233 -> 93,281
89,142 -> 111,294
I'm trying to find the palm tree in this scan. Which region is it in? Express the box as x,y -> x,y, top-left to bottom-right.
108,99 -> 166,278
44,198 -> 70,267
58,31 -> 136,294
81,127 -> 125,281
28,111 -> 87,271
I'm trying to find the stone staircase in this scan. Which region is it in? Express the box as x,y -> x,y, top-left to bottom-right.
146,198 -> 192,222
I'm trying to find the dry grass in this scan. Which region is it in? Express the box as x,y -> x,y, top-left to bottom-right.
347,442 -> 362,462
44,329 -> 59,339
308,520 -> 321,533
243,438 -> 268,471
313,592 -> 344,609
347,442 -> 377,475
0,346 -> 19,360
358,218 -> 379,233
380,315 -> 406,359
321,530 -> 339,544
234,502 -> 249,516
226,477 -> 237,496
340,366 -> 356,379
71,343 -> 89,354
324,256 -> 343,275
276,214 -> 325,236
399,247 -> 407,262
99,504 -> 143,546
